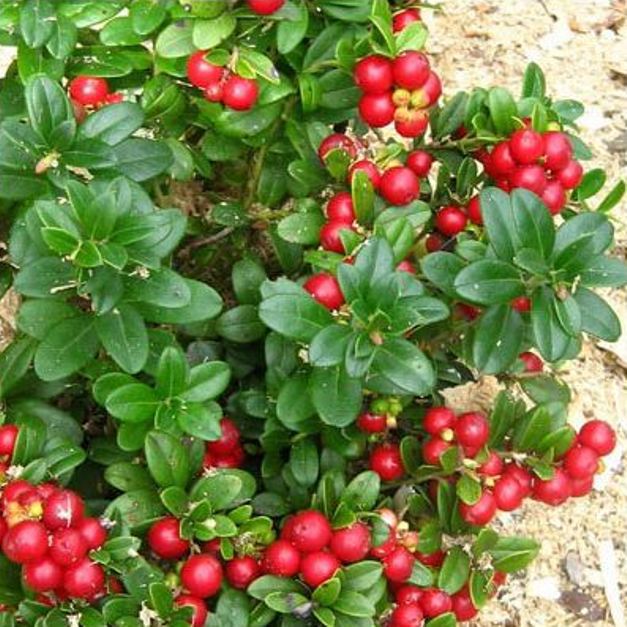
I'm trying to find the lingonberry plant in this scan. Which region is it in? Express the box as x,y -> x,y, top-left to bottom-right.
0,0 -> 624,625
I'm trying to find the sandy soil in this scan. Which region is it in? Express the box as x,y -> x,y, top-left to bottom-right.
0,1 -> 626,624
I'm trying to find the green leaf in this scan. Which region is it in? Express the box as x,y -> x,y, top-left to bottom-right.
277,2 -> 309,54
352,170 -> 375,225
145,431 -> 190,489
0,338 -> 37,398
78,102 -> 145,146
111,138 -> 173,181
456,474 -> 482,506
421,252 -> 465,298
573,288 -> 621,342
332,591 -> 375,618
289,438 -> 319,488
232,258 -> 267,305
19,0 -> 55,48
277,212 -> 324,245
531,287 -> 572,362
573,168 -> 606,201
106,383 -> 160,423
309,325 -> 353,368
438,547 -> 471,594
155,21 -> 195,58
473,305 -> 524,374
176,402 -> 222,440
155,346 -> 189,399
310,366 -> 362,427
522,62 -> 546,99
130,0 -> 166,35
580,256 -> 627,288
489,537 -> 540,573
105,489 -> 164,531
487,87 -> 517,135
125,268 -> 191,309
454,260 -> 524,305
182,362 -> 231,403
216,305 -> 266,343
193,14 -> 237,49
341,471 -> 380,511
248,576 -> 305,601
342,562 -> 383,592
597,180 -> 626,213
276,375 -> 318,432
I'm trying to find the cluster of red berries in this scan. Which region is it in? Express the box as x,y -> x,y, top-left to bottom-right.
246,0 -> 284,14
480,128 -> 584,215
67,76 -> 123,122
353,50 -> 442,137
201,418 -> 245,470
186,51 -> 259,111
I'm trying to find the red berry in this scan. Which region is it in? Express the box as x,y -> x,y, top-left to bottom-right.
104,92 -> 123,105
519,351 -> 543,373
329,523 -> 371,563
225,556 -> 260,589
415,550 -> 445,567
425,233 -> 444,252
303,273 -> 345,310
397,260 -> 415,273
181,554 -> 223,598
511,296 -> 531,313
348,159 -> 381,189
2,521 -> 48,564
175,595 -> 208,627
186,51 -> 223,89
377,508 -> 398,529
357,412 -> 387,434
411,72 -> 442,108
543,132 -> 573,171
50,528 -> 88,567
393,8 -> 421,32
63,558 -> 105,600
407,150 -> 433,177
532,468 -> 572,506
493,476 -> 525,511
222,76 -> 259,111
420,588 -> 453,618
0,424 -> 18,457
435,206 -> 467,237
76,517 -> 107,550
369,443 -> 405,481
2,480 -> 35,505
578,420 -> 616,456
466,195 -> 483,225
318,134 -> 358,162
320,220 -> 353,254
353,55 -> 394,94
556,160 -> 583,189
262,540 -> 301,577
287,510 -> 332,553
422,438 -> 451,466
204,82 -> 224,103
68,76 -> 109,106
300,551 -> 340,588
423,407 -> 456,437
392,52 -> 430,90
394,110 -> 429,138
369,531 -> 396,559
42,490 -> 84,530
452,586 -> 478,621
564,445 -> 599,480
454,412 -> 490,449
147,517 -> 190,560
247,0 -> 284,14
23,556 -> 63,593
490,142 -> 517,176
479,451 -> 504,477
459,490 -> 497,526
383,546 -> 414,583
509,129 -> 545,165
379,167 -> 420,206
502,463 -> 533,498
326,192 -> 355,224
358,93 -> 396,127
390,603 -> 424,627
510,165 -> 548,195
206,418 -> 240,456
37,483 -> 57,501
570,475 -> 594,498
542,180 -> 566,215
396,585 -> 424,605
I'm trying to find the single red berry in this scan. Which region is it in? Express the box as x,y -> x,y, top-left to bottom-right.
379,167 -> 420,206
50,528 -> 88,567
287,510 -> 332,553
0,424 -> 19,457
510,165 -> 548,195
2,520 -> 48,564
459,490 -> 497,526
479,451 -> 504,477
509,129 -> 545,165
490,142 -> 517,176
519,351 -> 543,373
75,517 -> 107,550
222,76 -> 259,111
326,192 -> 355,224
503,463 -> 533,498
393,8 -> 421,32
148,517 -> 190,560
36,483 -> 57,501
186,51 -> 223,89
422,438 -> 451,466
425,233 -> 444,252
43,490 -> 84,530
578,420 -> 616,456
357,412 -> 387,434
532,468 -> 572,506
104,92 -> 123,105
262,540 -> 301,577
320,220 -> 353,254
435,206 -> 467,237
2,480 -> 35,505
570,475 -> 594,498
303,273 -> 345,310
181,554 -> 223,598
397,260 -> 415,273
496,177 -> 512,192
204,82 -> 224,103
415,549 -> 445,568
206,418 -> 240,456
300,551 -> 340,588
556,160 -> 583,189
564,445 -> 599,480
353,55 -> 394,94
512,296 -> 531,313
454,412 -> 490,449
420,588 -> 453,618
63,558 -> 106,600
451,586 -> 478,621
225,556 -> 260,589
383,546 -> 414,583
392,52 -> 430,90
493,476 -> 525,511
542,180 -> 567,215
411,72 -> 442,108
423,407 -> 456,437
318,134 -> 358,162
329,523 -> 371,563
390,603 -> 424,627
348,159 -> 381,189
175,595 -> 208,627
68,76 -> 109,106
466,195 -> 483,225
395,109 -> 429,138
247,0 -> 284,14
543,132 -> 573,171
202,538 -> 222,555
23,556 -> 63,593
407,150 -> 433,177
209,445 -> 245,469
369,443 -> 405,481
358,93 -> 396,127
396,585 -> 424,605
